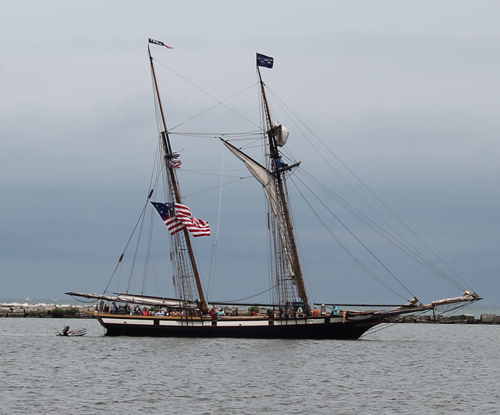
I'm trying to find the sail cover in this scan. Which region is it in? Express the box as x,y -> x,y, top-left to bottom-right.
273,123 -> 289,147
221,139 -> 296,282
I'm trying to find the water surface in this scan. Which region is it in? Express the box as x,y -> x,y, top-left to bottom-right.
1,318 -> 498,414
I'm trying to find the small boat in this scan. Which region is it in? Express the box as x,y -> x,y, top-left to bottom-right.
67,39 -> 480,339
57,326 -> 87,337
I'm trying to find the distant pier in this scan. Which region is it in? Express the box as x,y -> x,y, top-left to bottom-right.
0,302 -> 95,318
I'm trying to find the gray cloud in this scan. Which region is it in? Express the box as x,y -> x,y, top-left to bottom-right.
1,1 -> 498,305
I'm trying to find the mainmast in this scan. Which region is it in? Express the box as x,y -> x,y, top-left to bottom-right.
148,47 -> 208,314
256,56 -> 311,315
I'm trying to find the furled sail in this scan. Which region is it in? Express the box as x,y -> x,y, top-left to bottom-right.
431,290 -> 480,306
221,139 -> 297,282
66,291 -> 196,308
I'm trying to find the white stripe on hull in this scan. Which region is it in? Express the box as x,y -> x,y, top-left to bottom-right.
216,320 -> 269,327
100,317 -> 155,326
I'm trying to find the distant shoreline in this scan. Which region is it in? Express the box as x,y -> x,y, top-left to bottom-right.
1,300 -> 500,323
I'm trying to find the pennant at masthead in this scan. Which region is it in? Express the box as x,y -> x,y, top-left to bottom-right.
149,38 -> 174,49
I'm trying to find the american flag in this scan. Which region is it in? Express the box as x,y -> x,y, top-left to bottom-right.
148,38 -> 174,49
168,159 -> 182,169
150,202 -> 210,237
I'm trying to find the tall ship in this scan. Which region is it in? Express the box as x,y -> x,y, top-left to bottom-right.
67,40 -> 480,338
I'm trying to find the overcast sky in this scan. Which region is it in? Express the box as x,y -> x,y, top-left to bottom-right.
1,1 -> 499,306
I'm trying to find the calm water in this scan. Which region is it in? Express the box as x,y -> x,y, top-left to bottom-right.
1,317 -> 499,414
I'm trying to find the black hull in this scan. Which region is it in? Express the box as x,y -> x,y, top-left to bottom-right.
98,314 -> 384,340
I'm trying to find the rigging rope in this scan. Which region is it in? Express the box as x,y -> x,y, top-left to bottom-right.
266,85 -> 470,293
291,176 -> 411,301
126,198 -> 148,294
170,131 -> 262,138
360,301 -> 474,338
207,146 -> 226,299
182,176 -> 251,199
102,200 -> 149,295
298,168 -> 465,291
222,283 -> 279,303
152,57 -> 261,130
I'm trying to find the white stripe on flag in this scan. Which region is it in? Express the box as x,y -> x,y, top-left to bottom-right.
174,203 -> 210,237
164,216 -> 184,234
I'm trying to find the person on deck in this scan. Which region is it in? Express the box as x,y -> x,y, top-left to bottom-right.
320,304 -> 327,315
312,307 -> 319,317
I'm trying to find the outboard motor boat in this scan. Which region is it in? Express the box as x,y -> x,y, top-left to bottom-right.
58,326 -> 71,336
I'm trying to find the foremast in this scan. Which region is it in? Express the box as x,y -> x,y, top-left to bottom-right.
148,47 -> 208,314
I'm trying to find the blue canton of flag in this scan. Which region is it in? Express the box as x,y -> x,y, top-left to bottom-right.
257,53 -> 273,68
150,201 -> 174,218
150,202 -> 184,235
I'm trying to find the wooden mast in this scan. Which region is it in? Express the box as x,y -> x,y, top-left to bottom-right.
257,65 -> 311,315
148,47 -> 208,314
